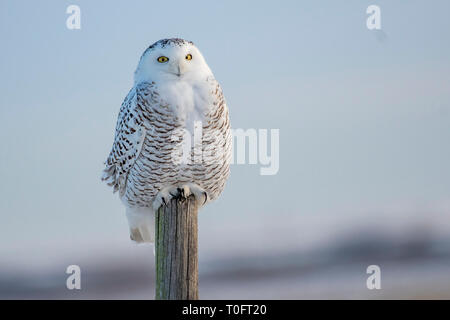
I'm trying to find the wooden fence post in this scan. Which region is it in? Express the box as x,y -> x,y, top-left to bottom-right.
155,194 -> 199,300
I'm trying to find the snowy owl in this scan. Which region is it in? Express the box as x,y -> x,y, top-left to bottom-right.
102,38 -> 231,243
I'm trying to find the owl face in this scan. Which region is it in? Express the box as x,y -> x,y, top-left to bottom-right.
134,39 -> 212,84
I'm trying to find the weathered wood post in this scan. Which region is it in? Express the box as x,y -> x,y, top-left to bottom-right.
155,194 -> 199,300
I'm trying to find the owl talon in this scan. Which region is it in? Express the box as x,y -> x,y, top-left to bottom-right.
202,191 -> 208,205
178,187 -> 185,199
152,187 -> 175,211
169,191 -> 178,198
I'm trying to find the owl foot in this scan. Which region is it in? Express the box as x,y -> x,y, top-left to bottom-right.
179,183 -> 208,206
152,183 -> 208,211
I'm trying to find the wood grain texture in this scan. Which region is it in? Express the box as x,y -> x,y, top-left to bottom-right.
155,195 -> 199,300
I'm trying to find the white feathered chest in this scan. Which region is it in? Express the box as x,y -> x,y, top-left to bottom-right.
103,77 -> 231,208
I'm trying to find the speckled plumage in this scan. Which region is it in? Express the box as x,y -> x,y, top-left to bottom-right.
102,39 -> 231,243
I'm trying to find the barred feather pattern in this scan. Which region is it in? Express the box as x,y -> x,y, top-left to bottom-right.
102,78 -> 231,208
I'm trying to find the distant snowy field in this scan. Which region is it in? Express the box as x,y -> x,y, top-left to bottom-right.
2,208 -> 449,299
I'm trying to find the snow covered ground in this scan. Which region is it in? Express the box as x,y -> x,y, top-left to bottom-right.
2,210 -> 449,299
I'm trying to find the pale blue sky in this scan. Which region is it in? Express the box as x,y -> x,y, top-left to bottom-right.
0,1 -> 449,264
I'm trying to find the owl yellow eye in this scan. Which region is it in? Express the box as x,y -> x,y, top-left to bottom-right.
185,54 -> 192,61
157,56 -> 169,63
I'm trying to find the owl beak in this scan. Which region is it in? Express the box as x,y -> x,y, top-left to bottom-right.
177,61 -> 188,77
169,61 -> 185,77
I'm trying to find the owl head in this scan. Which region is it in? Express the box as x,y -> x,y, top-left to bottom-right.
134,38 -> 213,84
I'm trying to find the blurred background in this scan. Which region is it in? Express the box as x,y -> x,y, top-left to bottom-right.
0,0 -> 449,299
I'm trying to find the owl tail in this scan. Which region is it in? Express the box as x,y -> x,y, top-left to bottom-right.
126,207 -> 155,244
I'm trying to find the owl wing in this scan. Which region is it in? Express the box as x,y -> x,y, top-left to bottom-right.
102,86 -> 146,195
